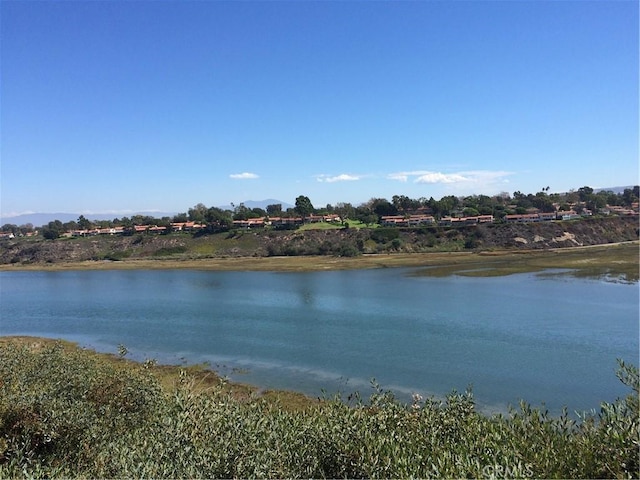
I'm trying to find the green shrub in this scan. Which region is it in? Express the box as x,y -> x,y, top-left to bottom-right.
370,228 -> 400,243
103,250 -> 131,261
0,342 -> 637,479
338,243 -> 360,257
152,246 -> 188,257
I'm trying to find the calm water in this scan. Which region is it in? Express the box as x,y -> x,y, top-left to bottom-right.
0,268 -> 637,414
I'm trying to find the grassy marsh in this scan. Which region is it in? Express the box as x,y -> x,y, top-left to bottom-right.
2,242 -> 637,281
412,242 -> 639,281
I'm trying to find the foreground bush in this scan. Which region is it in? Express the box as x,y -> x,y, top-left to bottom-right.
0,341 -> 637,478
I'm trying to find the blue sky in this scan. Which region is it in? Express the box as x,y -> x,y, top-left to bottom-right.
1,1 -> 638,217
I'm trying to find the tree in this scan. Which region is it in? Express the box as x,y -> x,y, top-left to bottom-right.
462,196 -> 479,210
437,195 -> 460,217
368,198 -> 397,217
392,195 -> 418,213
532,192 -> 555,212
477,195 -> 494,210
77,215 -> 92,230
565,190 -> 579,204
622,188 -> 639,207
266,204 -> 282,216
601,191 -> 619,207
425,197 -> 441,217
232,204 -> 248,220
294,195 -> 314,219
42,220 -> 63,240
63,221 -> 78,232
334,202 -> 355,221
131,215 -> 157,226
1,224 -> 18,235
155,217 -> 172,234
188,203 -> 208,223
22,223 -> 34,234
578,186 -> 594,202
251,207 -> 267,218
172,213 -> 188,223
586,194 -> 607,212
462,207 -> 480,217
354,204 -> 378,225
205,207 -> 232,231
514,193 -> 533,210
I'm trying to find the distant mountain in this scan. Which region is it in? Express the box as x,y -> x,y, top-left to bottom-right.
217,199 -> 294,211
0,201 -> 293,227
594,186 -> 636,194
0,212 -> 178,228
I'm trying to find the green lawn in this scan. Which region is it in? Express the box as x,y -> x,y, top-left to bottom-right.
298,220 -> 376,231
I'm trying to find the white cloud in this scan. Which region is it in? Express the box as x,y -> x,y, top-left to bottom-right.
387,170 -> 437,182
316,174 -> 361,183
229,172 -> 259,180
387,173 -> 409,182
0,210 -> 36,218
456,170 -> 514,185
80,209 -> 167,216
415,172 -> 469,184
388,169 -> 513,187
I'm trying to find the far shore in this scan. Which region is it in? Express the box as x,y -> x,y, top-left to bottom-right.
0,241 -> 638,279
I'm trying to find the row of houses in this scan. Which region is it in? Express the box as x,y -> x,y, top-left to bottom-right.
604,205 -> 639,216
504,212 -> 572,223
0,231 -> 38,239
232,217 -> 303,229
67,221 -> 207,237
381,214 -> 541,227
381,207 -> 639,227
65,215 -> 344,235
438,215 -> 495,226
380,215 -> 437,227
231,214 -> 342,229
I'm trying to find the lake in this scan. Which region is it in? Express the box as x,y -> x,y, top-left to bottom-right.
0,268 -> 637,414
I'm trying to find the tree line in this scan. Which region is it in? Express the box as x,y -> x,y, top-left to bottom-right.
2,186 -> 638,240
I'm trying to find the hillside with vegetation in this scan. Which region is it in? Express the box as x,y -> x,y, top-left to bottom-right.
0,338 -> 637,478
1,186 -> 638,272
0,216 -> 637,268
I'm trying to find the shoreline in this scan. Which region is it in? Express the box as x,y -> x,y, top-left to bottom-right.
0,335 -> 317,408
0,251 -> 477,272
1,242 -> 638,280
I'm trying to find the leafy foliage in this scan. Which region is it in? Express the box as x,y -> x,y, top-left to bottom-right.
370,227 -> 400,243
294,195 -> 314,218
0,342 -> 637,478
152,246 -> 188,257
41,220 -> 64,240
